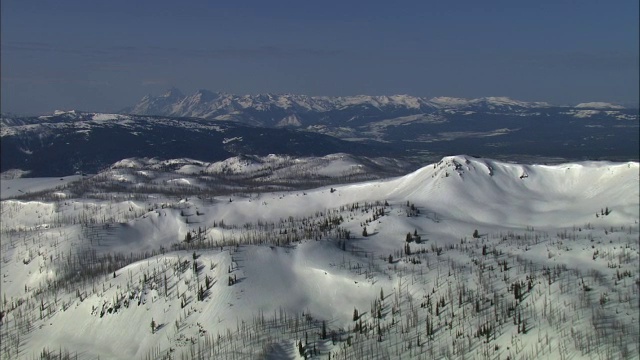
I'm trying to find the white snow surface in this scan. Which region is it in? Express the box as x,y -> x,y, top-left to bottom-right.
1,175 -> 82,199
575,102 -> 624,109
1,155 -> 638,359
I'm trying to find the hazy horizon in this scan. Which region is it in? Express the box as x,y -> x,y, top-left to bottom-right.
2,1 -> 638,115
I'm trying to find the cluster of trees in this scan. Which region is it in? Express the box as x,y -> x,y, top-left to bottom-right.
405,229 -> 422,243
37,347 -> 77,360
596,207 -> 612,217
4,219 -> 637,360
405,201 -> 420,217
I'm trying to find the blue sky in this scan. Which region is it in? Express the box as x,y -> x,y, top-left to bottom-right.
1,0 -> 638,114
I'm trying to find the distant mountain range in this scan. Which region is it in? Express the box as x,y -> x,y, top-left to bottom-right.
120,89 -> 638,162
1,91 -> 637,177
123,88 -> 631,128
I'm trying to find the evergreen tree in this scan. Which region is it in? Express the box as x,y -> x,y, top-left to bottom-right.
362,227 -> 368,237
405,243 -> 411,256
473,229 -> 479,238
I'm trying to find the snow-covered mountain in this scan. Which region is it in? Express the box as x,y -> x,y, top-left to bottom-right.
128,91 -> 433,119
125,90 -> 567,125
129,87 -> 186,115
1,155 -> 638,359
125,89 -> 637,122
120,90 -> 639,162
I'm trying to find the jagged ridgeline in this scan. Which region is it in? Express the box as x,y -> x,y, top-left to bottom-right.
0,155 -> 638,359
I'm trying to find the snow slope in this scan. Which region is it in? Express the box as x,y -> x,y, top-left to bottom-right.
0,155 -> 638,359
1,175 -> 83,199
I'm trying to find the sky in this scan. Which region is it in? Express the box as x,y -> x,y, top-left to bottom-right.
1,0 -> 638,115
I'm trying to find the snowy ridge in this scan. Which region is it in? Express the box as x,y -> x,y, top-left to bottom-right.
105,153 -> 407,185
383,155 -> 639,226
429,96 -> 551,109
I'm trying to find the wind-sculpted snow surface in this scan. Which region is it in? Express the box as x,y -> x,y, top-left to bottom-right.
0,156 -> 638,359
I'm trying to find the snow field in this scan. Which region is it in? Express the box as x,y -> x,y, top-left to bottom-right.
0,155 -> 638,359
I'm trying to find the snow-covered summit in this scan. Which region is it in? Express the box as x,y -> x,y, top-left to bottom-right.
575,102 -> 625,109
